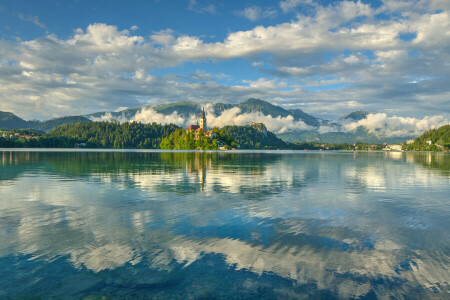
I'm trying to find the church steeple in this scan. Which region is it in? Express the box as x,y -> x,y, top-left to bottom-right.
200,107 -> 207,130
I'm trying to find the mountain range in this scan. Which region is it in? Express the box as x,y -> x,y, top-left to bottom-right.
0,99 -> 417,143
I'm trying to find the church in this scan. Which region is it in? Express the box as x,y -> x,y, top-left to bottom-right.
186,107 -> 217,139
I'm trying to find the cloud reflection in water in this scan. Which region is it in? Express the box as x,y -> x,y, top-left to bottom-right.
0,151 -> 449,299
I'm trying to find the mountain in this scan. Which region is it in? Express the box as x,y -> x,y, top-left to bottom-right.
85,99 -> 322,127
0,111 -> 32,130
85,108 -> 141,120
278,127 -> 413,144
237,98 -> 289,116
2,101 -> 427,144
236,99 -> 321,126
341,110 -> 369,121
289,109 -> 321,127
33,116 -> 92,132
0,111 -> 91,132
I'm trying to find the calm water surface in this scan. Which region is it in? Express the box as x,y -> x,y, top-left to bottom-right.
0,150 -> 449,299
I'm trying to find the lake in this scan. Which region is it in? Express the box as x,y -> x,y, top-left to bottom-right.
0,150 -> 449,299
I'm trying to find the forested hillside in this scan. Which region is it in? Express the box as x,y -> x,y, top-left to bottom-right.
220,125 -> 287,149
405,125 -> 449,151
0,122 -> 180,148
33,116 -> 92,132
0,111 -> 34,130
46,122 -> 180,148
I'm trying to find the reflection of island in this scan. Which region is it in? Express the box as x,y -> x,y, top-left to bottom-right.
1,150 -> 449,298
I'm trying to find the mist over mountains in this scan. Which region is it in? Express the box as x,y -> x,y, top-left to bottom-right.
1,99 -> 448,144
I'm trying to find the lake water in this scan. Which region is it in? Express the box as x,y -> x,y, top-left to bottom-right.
0,150 -> 449,299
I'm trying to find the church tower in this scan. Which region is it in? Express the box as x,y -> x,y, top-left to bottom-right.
200,107 -> 207,130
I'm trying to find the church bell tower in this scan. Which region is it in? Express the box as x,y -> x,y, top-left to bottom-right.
200,107 -> 207,130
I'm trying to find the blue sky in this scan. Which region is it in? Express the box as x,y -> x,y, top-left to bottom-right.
0,0 -> 449,122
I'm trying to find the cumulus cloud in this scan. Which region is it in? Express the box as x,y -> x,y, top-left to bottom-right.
132,108 -> 196,127
0,0 -> 449,120
94,105 -> 448,138
341,113 -> 449,137
204,105 -> 314,133
104,105 -> 314,134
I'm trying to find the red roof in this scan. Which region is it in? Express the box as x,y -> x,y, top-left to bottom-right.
187,125 -> 200,131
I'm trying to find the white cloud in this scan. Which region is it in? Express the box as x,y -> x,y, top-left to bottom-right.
341,113 -> 449,137
235,6 -> 277,21
104,104 -> 314,134
279,0 -> 315,13
188,0 -> 216,14
17,13 -> 47,29
242,78 -> 287,89
0,1 -> 449,120
132,108 -> 195,127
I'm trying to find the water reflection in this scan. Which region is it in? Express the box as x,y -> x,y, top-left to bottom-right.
0,150 -> 449,299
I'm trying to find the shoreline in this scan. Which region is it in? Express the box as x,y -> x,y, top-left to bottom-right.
0,148 -> 448,153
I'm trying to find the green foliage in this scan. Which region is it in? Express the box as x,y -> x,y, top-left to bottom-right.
220,125 -> 286,149
0,121 -> 180,149
0,111 -> 32,130
0,128 -> 43,136
33,116 -> 92,132
405,124 -> 450,151
0,111 -> 93,132
160,129 -> 222,150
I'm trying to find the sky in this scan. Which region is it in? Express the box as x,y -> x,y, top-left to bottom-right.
0,0 -> 449,121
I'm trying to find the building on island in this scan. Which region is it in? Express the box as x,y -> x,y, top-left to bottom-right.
186,107 -> 215,139
200,107 -> 207,130
251,122 -> 268,136
187,124 -> 200,132
185,107 -> 238,150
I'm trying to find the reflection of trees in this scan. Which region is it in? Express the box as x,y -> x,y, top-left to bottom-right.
1,151 -> 284,196
408,152 -> 450,175
1,150 -> 449,299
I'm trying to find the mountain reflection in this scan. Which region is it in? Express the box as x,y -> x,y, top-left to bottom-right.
0,150 -> 449,299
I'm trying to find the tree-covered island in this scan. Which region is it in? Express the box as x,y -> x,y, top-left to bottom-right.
0,110 -> 448,151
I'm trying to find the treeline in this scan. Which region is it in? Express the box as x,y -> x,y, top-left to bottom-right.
160,129 -> 217,150
2,121 -> 447,151
160,128 -> 237,150
405,125 -> 449,151
0,122 -> 180,149
220,125 -> 286,149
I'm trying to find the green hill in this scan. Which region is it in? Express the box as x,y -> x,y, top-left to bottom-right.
405,124 -> 450,151
237,98 -> 290,117
0,111 -> 31,130
220,124 -> 287,149
33,116 -> 92,132
0,111 -> 93,132
45,121 -> 180,148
